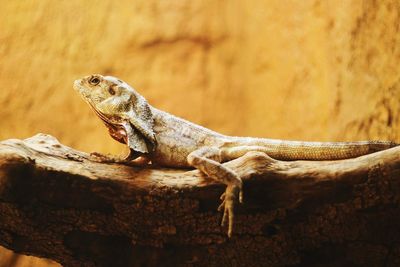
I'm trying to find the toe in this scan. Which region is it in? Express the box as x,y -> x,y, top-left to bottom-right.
217,200 -> 225,211
227,204 -> 234,237
221,208 -> 228,227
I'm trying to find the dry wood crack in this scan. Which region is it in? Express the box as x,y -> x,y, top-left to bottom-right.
1,134 -> 400,266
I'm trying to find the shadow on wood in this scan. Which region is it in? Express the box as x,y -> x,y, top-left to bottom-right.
0,134 -> 400,266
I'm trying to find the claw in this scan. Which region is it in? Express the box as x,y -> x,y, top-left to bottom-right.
221,208 -> 228,227
217,200 -> 225,211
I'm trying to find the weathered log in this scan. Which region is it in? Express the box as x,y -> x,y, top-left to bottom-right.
0,134 -> 400,267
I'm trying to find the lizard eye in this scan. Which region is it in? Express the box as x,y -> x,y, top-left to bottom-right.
108,87 -> 116,95
89,76 -> 100,85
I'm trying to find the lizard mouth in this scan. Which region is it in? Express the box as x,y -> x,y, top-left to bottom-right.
86,101 -> 116,126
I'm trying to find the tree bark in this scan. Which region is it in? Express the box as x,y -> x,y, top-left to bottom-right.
0,134 -> 400,267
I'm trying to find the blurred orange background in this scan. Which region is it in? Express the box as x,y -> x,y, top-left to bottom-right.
1,0 -> 400,266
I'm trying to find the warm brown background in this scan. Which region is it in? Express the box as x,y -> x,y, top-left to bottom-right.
1,0 -> 400,266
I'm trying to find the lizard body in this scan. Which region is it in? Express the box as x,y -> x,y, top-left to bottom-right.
149,108 -> 395,165
74,74 -> 397,237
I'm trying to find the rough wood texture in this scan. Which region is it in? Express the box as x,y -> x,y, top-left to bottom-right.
1,134 -> 400,267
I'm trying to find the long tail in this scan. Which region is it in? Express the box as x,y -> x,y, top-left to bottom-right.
235,139 -> 398,161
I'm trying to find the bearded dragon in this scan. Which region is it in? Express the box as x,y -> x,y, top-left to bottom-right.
73,74 -> 397,237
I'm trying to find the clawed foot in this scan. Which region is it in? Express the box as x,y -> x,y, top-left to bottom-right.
218,184 -> 243,237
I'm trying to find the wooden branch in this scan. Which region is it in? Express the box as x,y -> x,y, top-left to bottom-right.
1,134 -> 400,266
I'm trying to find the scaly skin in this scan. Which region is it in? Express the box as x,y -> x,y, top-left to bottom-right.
73,74 -> 397,237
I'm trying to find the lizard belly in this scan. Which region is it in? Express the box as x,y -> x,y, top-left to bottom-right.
151,135 -> 197,167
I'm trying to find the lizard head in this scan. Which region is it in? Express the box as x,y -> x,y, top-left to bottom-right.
73,74 -> 156,154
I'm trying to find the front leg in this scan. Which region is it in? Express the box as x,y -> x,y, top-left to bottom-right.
187,147 -> 243,237
90,148 -> 150,166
